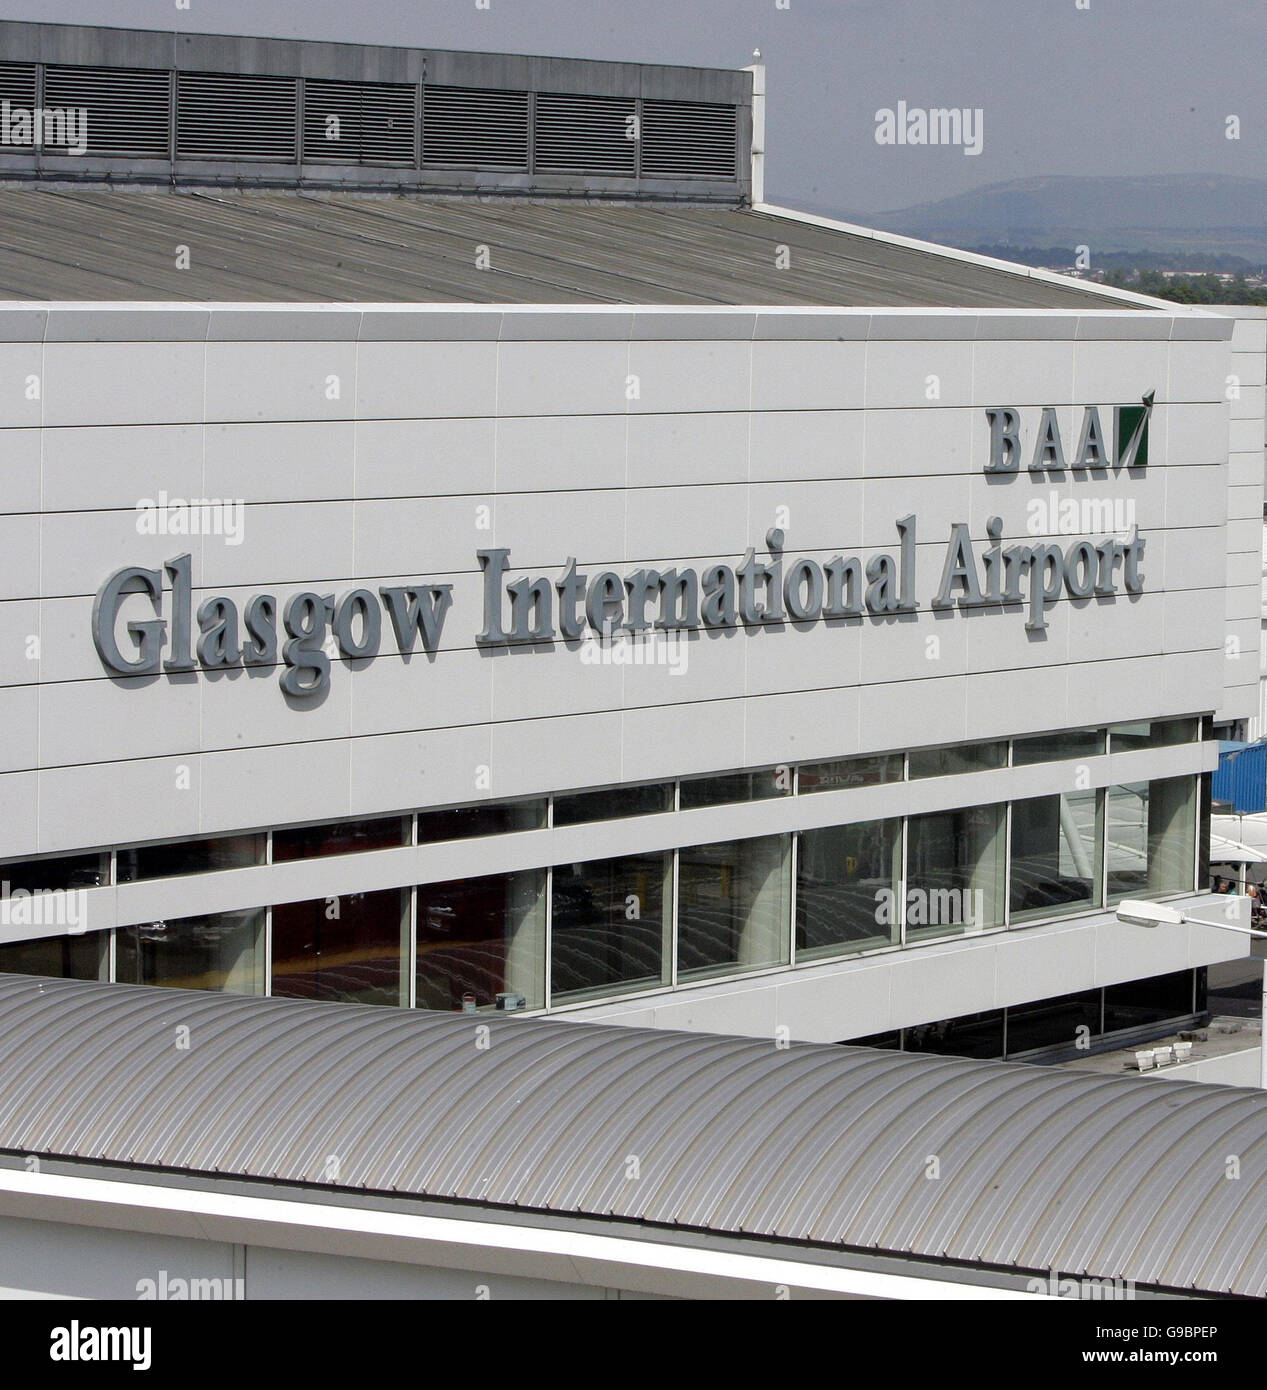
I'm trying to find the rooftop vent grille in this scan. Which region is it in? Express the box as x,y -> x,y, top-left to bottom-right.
640,98 -> 737,179
0,59 -> 742,187
175,71 -> 298,162
422,85 -> 528,170
0,62 -> 38,151
302,78 -> 416,166
533,91 -> 636,176
43,64 -> 171,157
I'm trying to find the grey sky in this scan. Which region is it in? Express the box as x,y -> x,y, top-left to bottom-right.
6,0 -> 1264,214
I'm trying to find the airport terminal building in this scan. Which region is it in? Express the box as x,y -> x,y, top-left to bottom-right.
1,21 -> 1265,1062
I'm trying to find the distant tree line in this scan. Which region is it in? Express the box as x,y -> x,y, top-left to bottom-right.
1099,270 -> 1267,305
966,244 -> 1267,304
969,243 -> 1264,274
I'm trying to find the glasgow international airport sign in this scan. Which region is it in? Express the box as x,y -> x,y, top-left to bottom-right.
90,398 -> 1152,699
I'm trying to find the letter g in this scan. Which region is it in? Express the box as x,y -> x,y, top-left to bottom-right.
92,566 -> 166,674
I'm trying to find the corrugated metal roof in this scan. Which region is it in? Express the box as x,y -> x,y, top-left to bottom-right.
0,974 -> 1263,1294
0,187 -> 1129,308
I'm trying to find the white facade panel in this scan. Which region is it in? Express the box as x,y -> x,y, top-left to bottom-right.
0,301 -> 1258,1046
0,307 -> 1248,844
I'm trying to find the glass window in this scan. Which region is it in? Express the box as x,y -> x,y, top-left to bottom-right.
0,932 -> 105,981
797,754 -> 903,793
679,769 -> 791,810
550,853 -> 671,1002
1003,991 -> 1102,1057
844,1030 -> 901,1049
0,853 -> 108,892
902,1010 -> 1004,1060
1106,777 -> 1197,901
1011,729 -> 1105,765
905,804 -> 1005,942
677,835 -> 791,980
907,743 -> 1006,779
796,820 -> 901,960
272,817 -> 408,862
1103,970 -> 1197,1035
116,909 -> 265,994
1009,789 -> 1102,921
553,784 -> 671,827
415,870 -> 546,1012
271,890 -> 407,1007
1106,782 -> 1148,900
416,800 -> 546,844
1146,776 -> 1198,893
117,833 -> 265,882
1109,718 -> 1199,753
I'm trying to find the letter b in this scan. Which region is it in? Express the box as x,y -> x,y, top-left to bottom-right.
985,408 -> 1021,473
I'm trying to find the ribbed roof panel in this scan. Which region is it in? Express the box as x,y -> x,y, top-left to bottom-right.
0,974 -> 1258,1295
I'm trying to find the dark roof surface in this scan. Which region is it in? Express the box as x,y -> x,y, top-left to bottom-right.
0,973 -> 1262,1295
0,187 -> 1136,308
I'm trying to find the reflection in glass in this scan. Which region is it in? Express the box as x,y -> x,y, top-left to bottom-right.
116,910 -> 265,994
118,833 -> 265,882
907,743 -> 1006,779
1103,970 -> 1196,1034
551,853 -> 670,1001
417,800 -> 546,843
679,769 -> 790,810
797,755 -> 903,793
1011,729 -> 1105,765
1109,718 -> 1199,753
1010,790 -> 1102,920
271,890 -> 406,1006
902,1010 -> 1004,1059
0,853 -> 108,891
272,817 -> 408,861
796,820 -> 900,960
1106,777 -> 1196,901
553,785 -> 672,827
0,931 -> 105,981
1003,991 -> 1101,1056
415,870 -> 546,1011
905,804 -> 1005,942
677,835 -> 791,979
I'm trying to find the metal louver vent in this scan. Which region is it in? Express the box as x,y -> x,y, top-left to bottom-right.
43,65 -> 171,157
176,71 -> 297,161
640,99 -> 737,179
303,79 -> 416,166
534,91 -> 635,176
0,62 -> 37,150
422,85 -> 528,170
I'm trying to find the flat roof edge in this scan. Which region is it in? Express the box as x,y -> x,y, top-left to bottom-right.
0,301 -> 1231,345
0,18 -> 751,88
754,202 -> 1179,311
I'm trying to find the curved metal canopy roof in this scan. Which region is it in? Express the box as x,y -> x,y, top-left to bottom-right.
0,973 -> 1263,1296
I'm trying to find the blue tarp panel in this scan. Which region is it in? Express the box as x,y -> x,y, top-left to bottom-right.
1214,741 -> 1267,814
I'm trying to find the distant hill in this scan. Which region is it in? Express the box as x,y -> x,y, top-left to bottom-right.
825,174 -> 1267,265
